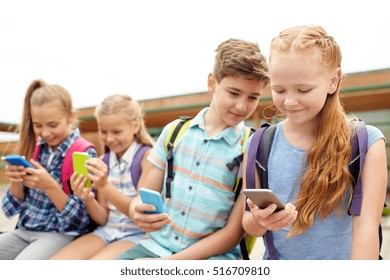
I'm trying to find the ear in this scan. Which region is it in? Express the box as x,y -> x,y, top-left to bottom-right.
132,121 -> 141,134
328,67 -> 342,94
208,73 -> 216,94
68,111 -> 77,126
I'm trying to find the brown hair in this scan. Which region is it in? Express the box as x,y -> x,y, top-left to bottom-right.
270,25 -> 354,236
213,38 -> 270,84
94,94 -> 154,153
18,79 -> 76,159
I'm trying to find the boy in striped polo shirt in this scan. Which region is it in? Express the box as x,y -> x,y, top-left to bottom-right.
118,38 -> 270,260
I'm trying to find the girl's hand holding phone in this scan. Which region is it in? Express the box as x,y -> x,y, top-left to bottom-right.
70,172 -> 95,202
22,159 -> 58,191
247,198 -> 298,232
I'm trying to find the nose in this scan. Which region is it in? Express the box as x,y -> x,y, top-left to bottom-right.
106,133 -> 115,143
235,99 -> 247,113
284,93 -> 299,107
41,127 -> 51,138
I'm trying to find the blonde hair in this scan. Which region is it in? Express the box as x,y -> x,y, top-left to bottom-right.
270,25 -> 354,236
94,94 -> 154,153
213,38 -> 270,84
18,79 -> 76,159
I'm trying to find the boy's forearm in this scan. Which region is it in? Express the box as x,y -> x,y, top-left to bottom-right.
166,226 -> 244,260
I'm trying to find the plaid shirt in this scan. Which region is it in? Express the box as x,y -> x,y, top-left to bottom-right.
2,128 -> 97,235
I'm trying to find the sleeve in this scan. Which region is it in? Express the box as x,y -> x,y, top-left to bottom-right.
1,188 -> 25,219
367,125 -> 386,148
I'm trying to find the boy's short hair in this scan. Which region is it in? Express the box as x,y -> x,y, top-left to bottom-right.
213,38 -> 270,85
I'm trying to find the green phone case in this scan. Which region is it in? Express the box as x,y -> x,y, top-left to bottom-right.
72,152 -> 92,188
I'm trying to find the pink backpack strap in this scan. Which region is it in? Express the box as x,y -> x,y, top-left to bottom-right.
61,137 -> 95,194
32,143 -> 41,160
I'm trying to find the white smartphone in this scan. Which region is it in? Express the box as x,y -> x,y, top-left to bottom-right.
243,189 -> 285,211
139,188 -> 165,214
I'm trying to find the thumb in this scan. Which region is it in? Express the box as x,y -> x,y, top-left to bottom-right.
29,158 -> 43,169
247,198 -> 258,210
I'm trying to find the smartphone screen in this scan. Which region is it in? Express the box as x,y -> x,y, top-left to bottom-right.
72,152 -> 92,188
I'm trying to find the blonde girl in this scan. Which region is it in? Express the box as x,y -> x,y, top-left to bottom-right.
242,25 -> 387,259
51,94 -> 154,259
0,79 -> 97,259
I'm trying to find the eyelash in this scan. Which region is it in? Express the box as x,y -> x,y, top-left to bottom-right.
273,89 -> 312,94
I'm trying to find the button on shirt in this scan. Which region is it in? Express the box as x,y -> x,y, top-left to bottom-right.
141,108 -> 246,259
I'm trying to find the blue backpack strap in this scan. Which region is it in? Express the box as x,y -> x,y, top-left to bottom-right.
102,152 -> 110,171
102,145 -> 151,189
348,121 -> 368,215
62,137 -> 95,195
245,124 -> 271,191
130,144 -> 151,188
346,121 -> 383,259
246,123 -> 279,260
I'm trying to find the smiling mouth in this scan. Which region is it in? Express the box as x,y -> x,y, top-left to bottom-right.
231,112 -> 245,119
286,109 -> 302,114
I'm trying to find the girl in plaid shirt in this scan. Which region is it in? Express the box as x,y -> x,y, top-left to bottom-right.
0,79 -> 97,259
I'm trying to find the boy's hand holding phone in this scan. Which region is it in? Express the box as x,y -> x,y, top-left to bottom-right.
139,188 -> 165,214
132,188 -> 170,232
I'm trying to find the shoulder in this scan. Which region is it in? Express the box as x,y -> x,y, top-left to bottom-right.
366,125 -> 386,148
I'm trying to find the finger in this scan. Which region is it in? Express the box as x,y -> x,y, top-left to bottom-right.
29,159 -> 42,169
247,198 -> 258,210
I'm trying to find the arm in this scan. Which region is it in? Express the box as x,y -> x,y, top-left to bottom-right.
163,194 -> 246,260
350,139 -> 387,259
70,172 -> 109,226
85,157 -> 133,216
129,161 -> 170,232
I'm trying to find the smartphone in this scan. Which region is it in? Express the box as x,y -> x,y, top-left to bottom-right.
72,152 -> 92,188
243,189 -> 285,211
5,155 -> 34,168
139,188 -> 165,214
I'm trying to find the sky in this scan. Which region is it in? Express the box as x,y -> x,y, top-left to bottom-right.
0,0 -> 389,140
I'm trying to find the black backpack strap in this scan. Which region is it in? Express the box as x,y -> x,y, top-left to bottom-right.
240,238 -> 250,260
166,116 -> 192,198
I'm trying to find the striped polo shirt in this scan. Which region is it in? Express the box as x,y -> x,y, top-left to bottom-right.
140,108 -> 247,259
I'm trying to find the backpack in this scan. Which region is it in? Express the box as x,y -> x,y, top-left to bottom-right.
246,121 -> 384,260
32,137 -> 96,195
102,144 -> 151,188
164,116 -> 255,260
